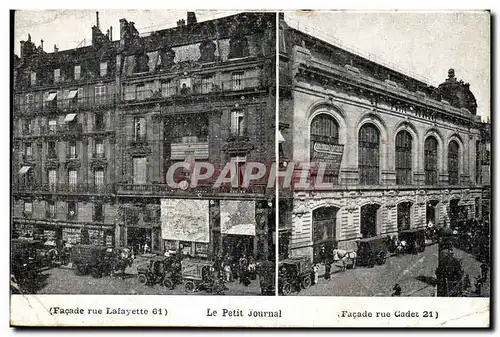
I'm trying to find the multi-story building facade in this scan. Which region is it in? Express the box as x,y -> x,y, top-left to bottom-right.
12,11 -> 276,261
279,15 -> 485,262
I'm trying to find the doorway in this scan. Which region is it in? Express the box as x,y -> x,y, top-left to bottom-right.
127,227 -> 152,255
360,204 -> 381,238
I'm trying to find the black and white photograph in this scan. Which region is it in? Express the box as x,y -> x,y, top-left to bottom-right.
11,10 -> 277,296
277,10 -> 491,297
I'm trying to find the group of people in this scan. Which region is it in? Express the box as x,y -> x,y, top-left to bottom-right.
214,253 -> 258,287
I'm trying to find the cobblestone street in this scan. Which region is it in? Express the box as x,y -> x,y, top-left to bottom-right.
32,255 -> 263,296
293,244 -> 490,297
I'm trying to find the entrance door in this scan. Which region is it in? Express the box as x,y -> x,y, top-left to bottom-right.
312,206 -> 338,263
426,200 -> 439,226
127,227 -> 152,255
360,204 -> 381,238
397,202 -> 413,231
222,235 -> 253,261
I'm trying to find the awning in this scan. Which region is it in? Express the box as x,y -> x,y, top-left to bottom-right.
278,130 -> 285,143
18,166 -> 31,175
67,90 -> 78,99
46,93 -> 57,101
64,113 -> 77,122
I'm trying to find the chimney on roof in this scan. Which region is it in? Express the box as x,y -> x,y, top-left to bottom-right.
96,11 -> 100,30
177,19 -> 186,28
40,39 -> 44,51
187,12 -> 197,25
109,26 -> 113,40
54,44 -> 58,53
20,40 -> 25,59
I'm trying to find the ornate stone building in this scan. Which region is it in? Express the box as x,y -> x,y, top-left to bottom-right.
12,12 -> 276,261
279,15 -> 485,262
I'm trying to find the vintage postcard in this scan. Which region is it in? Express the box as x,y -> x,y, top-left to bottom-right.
10,9 -> 490,328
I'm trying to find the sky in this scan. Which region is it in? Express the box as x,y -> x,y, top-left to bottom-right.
13,10 -> 490,121
285,10 -> 491,121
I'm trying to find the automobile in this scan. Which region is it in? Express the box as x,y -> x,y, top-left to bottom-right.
71,245 -> 117,278
257,261 -> 275,295
356,236 -> 389,267
398,228 -> 426,254
11,238 -> 43,284
180,258 -> 216,293
278,256 -> 314,296
137,255 -> 182,289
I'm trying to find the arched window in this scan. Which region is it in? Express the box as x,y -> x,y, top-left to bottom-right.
424,136 -> 438,185
310,114 -> 340,184
310,114 -> 339,144
395,130 -> 412,185
358,124 -> 380,185
448,140 -> 459,185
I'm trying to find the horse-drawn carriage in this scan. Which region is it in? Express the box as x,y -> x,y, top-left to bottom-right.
136,255 -> 182,289
278,256 -> 314,296
258,261 -> 275,295
71,245 -> 133,278
356,236 -> 389,267
397,228 -> 426,255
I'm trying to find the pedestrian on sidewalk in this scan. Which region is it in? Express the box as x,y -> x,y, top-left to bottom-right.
392,283 -> 402,296
312,264 -> 320,285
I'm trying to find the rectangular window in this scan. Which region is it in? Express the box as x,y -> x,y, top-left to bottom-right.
54,69 -> 61,83
69,141 -> 77,159
26,93 -> 34,105
48,169 -> 57,191
25,143 -> 32,157
30,72 -> 36,86
47,200 -> 56,218
232,72 -> 244,91
68,170 -> 78,190
95,113 -> 104,130
133,157 -> 147,184
95,140 -> 104,157
95,85 -> 106,104
67,201 -> 77,219
161,81 -> 173,97
230,110 -> 246,137
94,203 -> 103,222
94,169 -> 105,191
201,75 -> 214,94
100,62 -> 108,77
134,117 -> 146,142
230,155 -> 246,186
48,119 -> 57,133
74,65 -> 81,80
23,201 -> 33,214
124,85 -> 136,100
48,141 -> 57,158
24,119 -> 32,134
136,84 -> 146,100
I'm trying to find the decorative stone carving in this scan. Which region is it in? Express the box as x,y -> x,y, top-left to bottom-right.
228,36 -> 249,59
158,47 -> 175,69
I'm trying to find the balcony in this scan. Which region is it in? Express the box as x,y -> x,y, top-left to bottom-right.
92,152 -> 106,159
170,136 -> 209,160
129,135 -> 148,147
122,77 -> 264,104
116,183 -> 269,198
59,123 -> 83,135
14,94 -> 117,114
22,154 -> 35,163
13,183 -> 114,195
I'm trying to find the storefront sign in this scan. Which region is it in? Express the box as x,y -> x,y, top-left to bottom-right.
220,200 -> 256,236
312,142 -> 344,173
161,199 -> 210,243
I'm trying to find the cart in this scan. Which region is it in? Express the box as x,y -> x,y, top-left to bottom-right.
398,228 -> 426,254
278,256 -> 314,296
137,255 -> 181,289
180,258 -> 215,293
357,236 -> 389,267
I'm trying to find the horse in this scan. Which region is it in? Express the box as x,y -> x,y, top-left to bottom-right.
392,237 -> 407,255
112,248 -> 134,279
332,249 -> 357,271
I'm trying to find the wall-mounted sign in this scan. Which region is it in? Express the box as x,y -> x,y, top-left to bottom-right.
161,199 -> 210,243
311,142 -> 345,173
220,200 -> 256,236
